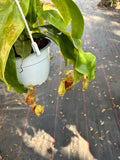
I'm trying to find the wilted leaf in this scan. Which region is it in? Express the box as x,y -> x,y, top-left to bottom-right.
109,76 -> 112,79
58,79 -> 66,96
106,130 -> 110,134
59,71 -> 62,76
82,75 -> 89,91
100,120 -> 104,126
99,135 -> 105,141
31,104 -> 44,116
25,85 -> 36,105
101,109 -> 106,113
90,127 -> 93,132
34,105 -> 44,116
51,100 -> 54,103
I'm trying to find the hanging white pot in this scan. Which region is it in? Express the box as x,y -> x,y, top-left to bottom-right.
14,0 -> 51,88
16,39 -> 50,88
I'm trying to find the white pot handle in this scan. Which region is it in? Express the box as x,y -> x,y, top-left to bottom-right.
14,0 -> 41,56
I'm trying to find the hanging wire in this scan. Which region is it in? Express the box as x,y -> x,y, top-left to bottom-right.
14,0 -> 41,56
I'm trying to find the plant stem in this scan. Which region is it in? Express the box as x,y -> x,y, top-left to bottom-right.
11,88 -> 26,104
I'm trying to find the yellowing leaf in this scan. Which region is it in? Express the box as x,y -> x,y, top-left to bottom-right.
65,70 -> 74,83
34,105 -> 44,116
82,75 -> 89,91
25,85 -> 36,105
58,79 -> 66,96
31,104 -> 44,116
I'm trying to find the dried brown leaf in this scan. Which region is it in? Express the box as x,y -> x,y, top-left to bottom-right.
100,120 -> 104,125
95,144 -> 97,147
101,109 -> 106,113
107,108 -> 112,111
90,127 -> 93,131
63,126 -> 65,130
94,131 -> 98,135
59,71 -> 62,76
106,130 -> 110,134
51,100 -> 54,103
65,97 -> 70,100
84,114 -> 86,117
100,144 -> 103,147
107,116 -> 111,119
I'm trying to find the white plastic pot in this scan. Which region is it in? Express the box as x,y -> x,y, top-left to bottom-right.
16,40 -> 50,88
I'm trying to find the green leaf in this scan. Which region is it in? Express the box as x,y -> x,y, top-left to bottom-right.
65,0 -> 84,39
73,70 -> 83,85
0,79 -> 4,82
36,0 -> 43,10
51,0 -> 84,39
14,39 -> 32,59
0,0 -> 30,82
39,25 -> 76,61
26,0 -> 37,28
72,38 -> 96,81
32,33 -> 45,39
5,48 -> 27,94
75,52 -> 96,80
36,0 -> 44,26
51,0 -> 71,26
37,10 -> 67,32
72,38 -> 83,52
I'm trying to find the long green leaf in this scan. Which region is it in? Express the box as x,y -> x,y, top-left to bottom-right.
65,0 -> 84,39
36,0 -> 44,26
51,0 -> 71,26
0,0 -> 29,82
51,0 -> 84,39
5,48 -> 27,93
39,25 -> 76,61
37,10 -> 67,32
26,0 -> 37,28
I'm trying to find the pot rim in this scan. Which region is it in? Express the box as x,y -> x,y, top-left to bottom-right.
16,38 -> 51,60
